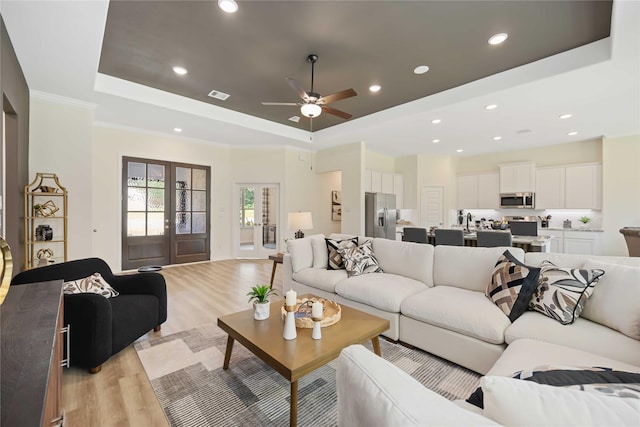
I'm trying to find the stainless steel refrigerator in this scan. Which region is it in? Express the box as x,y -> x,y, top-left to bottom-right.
365,192 -> 397,240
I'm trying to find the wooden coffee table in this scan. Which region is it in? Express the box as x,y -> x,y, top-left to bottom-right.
217,295 -> 390,427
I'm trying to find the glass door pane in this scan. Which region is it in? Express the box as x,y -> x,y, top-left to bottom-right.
236,184 -> 278,258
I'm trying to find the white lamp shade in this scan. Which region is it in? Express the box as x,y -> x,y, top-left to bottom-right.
300,103 -> 322,118
288,212 -> 313,230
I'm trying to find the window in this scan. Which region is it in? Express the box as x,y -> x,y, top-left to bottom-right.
239,187 -> 255,226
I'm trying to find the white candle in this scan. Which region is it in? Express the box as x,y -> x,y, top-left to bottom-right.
286,289 -> 297,306
312,301 -> 323,318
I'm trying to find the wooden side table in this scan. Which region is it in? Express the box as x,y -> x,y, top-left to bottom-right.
268,253 -> 284,287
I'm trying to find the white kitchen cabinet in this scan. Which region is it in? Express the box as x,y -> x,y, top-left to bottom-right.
535,167 -> 565,209
364,170 -> 372,193
457,175 -> 479,208
393,174 -> 404,208
477,173 -> 500,209
371,171 -> 382,193
564,230 -> 601,255
381,173 -> 394,194
499,163 -> 535,193
565,164 -> 602,209
544,229 -> 564,253
457,173 -> 499,209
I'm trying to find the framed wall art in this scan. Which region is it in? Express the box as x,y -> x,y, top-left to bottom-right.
331,190 -> 342,221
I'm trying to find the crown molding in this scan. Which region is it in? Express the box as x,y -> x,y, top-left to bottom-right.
30,90 -> 98,110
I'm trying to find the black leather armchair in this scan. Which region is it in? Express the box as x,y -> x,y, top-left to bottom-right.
11,258 -> 167,373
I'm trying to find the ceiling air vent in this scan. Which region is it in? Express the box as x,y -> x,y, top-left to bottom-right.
516,129 -> 532,134
288,116 -> 301,123
207,89 -> 230,101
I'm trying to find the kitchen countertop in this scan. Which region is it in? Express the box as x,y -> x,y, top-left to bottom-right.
461,232 -> 552,247
544,227 -> 604,232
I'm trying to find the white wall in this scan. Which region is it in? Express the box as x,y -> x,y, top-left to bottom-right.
366,150 -> 395,173
316,142 -> 365,235
456,139 -> 602,174
93,125 -> 232,268
314,171 -> 342,236
29,97 -> 94,262
602,134 -> 640,255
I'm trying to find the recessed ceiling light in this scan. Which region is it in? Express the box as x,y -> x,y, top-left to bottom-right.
432,139 -> 440,143
172,66 -> 188,75
559,113 -> 573,119
485,104 -> 498,110
493,136 -> 502,141
456,149 -> 463,153
218,0 -> 238,13
431,119 -> 441,124
173,127 -> 182,132
568,131 -> 579,136
369,84 -> 381,92
488,33 -> 508,45
414,65 -> 430,75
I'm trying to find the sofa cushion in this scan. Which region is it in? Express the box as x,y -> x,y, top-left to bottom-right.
434,246 -> 526,292
486,250 -> 540,322
287,237 -> 313,273
310,234 -> 328,269
581,260 -> 640,341
372,238 -> 434,286
338,240 -> 383,277
335,273 -> 426,313
337,345 -> 500,427
505,312 -> 640,367
488,338 -> 640,378
529,260 -> 605,325
482,376 -> 640,427
401,286 -> 511,344
292,268 -> 348,293
326,237 -> 358,270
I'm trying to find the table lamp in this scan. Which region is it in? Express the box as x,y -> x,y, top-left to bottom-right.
288,212 -> 313,239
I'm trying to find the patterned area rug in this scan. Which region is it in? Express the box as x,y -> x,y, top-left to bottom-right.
134,322 -> 480,426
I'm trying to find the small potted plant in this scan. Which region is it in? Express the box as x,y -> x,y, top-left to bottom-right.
247,284 -> 277,320
579,216 -> 591,229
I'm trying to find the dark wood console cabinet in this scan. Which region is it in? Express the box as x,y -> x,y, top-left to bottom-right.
1,280 -> 66,426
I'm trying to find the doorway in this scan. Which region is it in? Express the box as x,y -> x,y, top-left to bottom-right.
235,184 -> 279,258
122,157 -> 211,270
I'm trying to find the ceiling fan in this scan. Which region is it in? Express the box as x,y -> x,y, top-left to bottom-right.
262,54 -> 357,121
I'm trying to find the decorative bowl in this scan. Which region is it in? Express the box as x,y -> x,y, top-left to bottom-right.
281,297 -> 341,328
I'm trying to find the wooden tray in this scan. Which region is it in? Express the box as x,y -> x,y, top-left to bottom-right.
280,297 -> 341,328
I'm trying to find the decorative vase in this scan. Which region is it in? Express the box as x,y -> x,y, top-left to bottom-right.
254,301 -> 270,320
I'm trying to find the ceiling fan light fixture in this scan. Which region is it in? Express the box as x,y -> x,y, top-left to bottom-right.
218,0 -> 238,13
300,103 -> 322,118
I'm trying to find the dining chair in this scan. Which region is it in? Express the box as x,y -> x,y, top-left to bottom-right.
477,231 -> 513,248
434,229 -> 464,246
402,227 -> 428,244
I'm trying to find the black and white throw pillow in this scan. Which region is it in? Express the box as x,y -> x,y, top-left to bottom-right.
325,237 -> 358,270
337,240 -> 383,277
486,250 -> 540,322
529,260 -> 605,325
63,272 -> 119,298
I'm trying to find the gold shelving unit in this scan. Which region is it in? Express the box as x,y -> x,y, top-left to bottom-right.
24,173 -> 68,269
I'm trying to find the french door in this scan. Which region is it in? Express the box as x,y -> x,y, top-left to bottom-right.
122,157 -> 211,270
236,183 -> 279,258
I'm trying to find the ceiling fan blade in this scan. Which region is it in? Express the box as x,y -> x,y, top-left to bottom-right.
318,88 -> 357,105
322,105 -> 353,120
286,78 -> 309,101
261,102 -> 299,106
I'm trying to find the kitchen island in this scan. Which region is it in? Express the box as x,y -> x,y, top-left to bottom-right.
426,230 -> 552,252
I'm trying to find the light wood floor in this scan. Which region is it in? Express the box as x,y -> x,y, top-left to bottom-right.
62,259 -> 283,427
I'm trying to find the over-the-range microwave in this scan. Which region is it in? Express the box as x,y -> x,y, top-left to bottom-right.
500,192 -> 535,209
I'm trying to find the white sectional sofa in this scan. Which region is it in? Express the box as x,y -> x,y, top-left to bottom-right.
285,234 -> 640,425
284,234 -> 640,374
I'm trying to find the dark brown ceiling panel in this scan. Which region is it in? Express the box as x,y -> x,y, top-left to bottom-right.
99,0 -> 612,131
